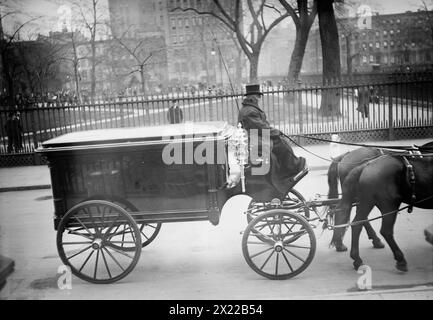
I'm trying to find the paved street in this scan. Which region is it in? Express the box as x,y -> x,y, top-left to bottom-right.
1,169 -> 432,300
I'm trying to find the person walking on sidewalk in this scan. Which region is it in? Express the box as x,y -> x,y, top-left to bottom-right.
167,100 -> 183,124
4,110 -> 23,153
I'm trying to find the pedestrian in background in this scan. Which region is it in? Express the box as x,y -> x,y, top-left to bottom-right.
5,110 -> 23,153
356,86 -> 370,118
167,99 -> 183,124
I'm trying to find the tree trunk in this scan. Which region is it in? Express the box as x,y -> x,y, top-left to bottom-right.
346,34 -> 352,76
249,53 -> 259,83
287,23 -> 311,82
317,0 -> 341,116
90,42 -> 96,103
73,62 -> 81,103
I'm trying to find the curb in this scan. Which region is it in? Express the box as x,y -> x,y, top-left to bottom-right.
0,185 -> 51,193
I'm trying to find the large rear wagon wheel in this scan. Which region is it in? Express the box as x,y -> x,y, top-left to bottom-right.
85,195 -> 162,250
57,200 -> 142,284
242,209 -> 316,280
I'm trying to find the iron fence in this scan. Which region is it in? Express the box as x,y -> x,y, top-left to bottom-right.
1,76 -> 432,156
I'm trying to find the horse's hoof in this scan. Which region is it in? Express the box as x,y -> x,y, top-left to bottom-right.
372,239 -> 385,249
336,244 -> 348,252
396,261 -> 408,272
353,261 -> 363,270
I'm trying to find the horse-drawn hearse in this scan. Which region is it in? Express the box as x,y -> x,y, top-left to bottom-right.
38,121 -> 433,284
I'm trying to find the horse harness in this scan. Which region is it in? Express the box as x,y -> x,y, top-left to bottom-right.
401,150 -> 422,213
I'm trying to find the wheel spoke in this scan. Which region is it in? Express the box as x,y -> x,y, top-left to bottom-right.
100,248 -> 112,279
63,241 -> 93,245
275,252 -> 279,275
66,245 -> 92,260
79,250 -> 94,272
93,249 -> 100,279
67,229 -> 94,240
260,250 -> 274,271
283,247 -> 305,263
103,247 -> 125,271
281,251 -> 294,272
251,228 -> 274,242
106,245 -> 134,259
250,246 -> 273,259
141,230 -> 150,240
285,243 -> 311,249
74,216 -> 94,237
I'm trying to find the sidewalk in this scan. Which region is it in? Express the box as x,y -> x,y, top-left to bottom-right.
0,138 -> 431,192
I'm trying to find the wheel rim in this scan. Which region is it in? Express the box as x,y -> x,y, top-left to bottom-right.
57,200 -> 142,284
242,210 -> 316,280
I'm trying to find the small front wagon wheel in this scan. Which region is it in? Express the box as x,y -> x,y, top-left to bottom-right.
57,200 -> 142,284
242,209 -> 316,280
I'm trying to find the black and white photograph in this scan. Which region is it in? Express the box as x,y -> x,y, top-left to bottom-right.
0,0 -> 432,304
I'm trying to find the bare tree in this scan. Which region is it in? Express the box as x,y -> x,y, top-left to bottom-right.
0,6 -> 39,104
172,0 -> 289,83
72,0 -> 106,102
278,0 -> 317,82
316,0 -> 341,116
110,27 -> 166,97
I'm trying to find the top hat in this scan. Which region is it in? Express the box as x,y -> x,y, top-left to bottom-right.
244,84 -> 263,96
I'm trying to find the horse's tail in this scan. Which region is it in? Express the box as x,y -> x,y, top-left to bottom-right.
330,162 -> 368,247
327,152 -> 347,199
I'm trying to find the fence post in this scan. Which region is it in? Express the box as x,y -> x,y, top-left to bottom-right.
297,80 -> 304,145
388,84 -> 395,141
120,100 -> 125,128
30,108 -> 38,149
208,88 -> 214,121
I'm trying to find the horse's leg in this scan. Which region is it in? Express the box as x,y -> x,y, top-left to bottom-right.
350,201 -> 374,270
378,203 -> 408,272
363,222 -> 385,249
331,201 -> 352,252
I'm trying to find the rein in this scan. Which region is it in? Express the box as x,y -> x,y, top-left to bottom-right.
327,194 -> 433,230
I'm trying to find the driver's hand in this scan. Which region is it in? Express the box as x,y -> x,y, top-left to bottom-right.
227,172 -> 241,188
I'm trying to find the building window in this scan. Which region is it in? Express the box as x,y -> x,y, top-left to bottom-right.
370,54 -> 374,62
390,29 -> 394,35
396,29 -> 400,34
383,30 -> 387,36
390,41 -> 394,47
185,18 -> 189,28
384,41 -> 388,48
369,42 -> 373,48
389,19 -> 393,24
196,0 -> 201,10
396,19 -> 400,23
179,35 -> 184,42
178,18 -> 183,27
171,18 -> 176,29
160,16 -> 164,25
362,56 -> 367,63
172,35 -> 177,43
384,54 -> 388,63
411,42 -> 416,47
375,31 -> 380,37
183,0 -> 188,7
376,42 -> 380,48
391,55 -> 395,63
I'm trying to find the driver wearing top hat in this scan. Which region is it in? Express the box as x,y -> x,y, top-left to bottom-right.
238,84 -> 306,194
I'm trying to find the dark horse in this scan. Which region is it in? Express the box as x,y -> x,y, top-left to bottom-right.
331,141 -> 433,271
328,147 -> 386,251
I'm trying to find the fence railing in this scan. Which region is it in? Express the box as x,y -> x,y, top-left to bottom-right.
1,77 -> 432,156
